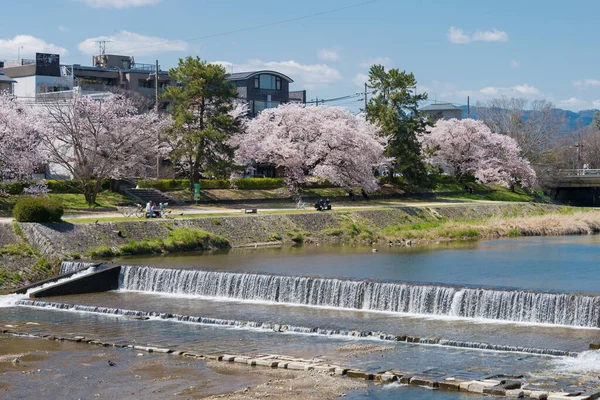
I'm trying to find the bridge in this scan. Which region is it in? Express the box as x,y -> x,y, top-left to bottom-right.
545,169 -> 600,206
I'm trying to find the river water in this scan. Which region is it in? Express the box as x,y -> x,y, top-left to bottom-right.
2,235 -> 600,398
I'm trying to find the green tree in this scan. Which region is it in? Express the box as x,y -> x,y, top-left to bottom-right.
592,111 -> 600,130
365,65 -> 433,187
162,56 -> 243,188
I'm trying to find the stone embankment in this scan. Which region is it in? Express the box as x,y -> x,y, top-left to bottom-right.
0,202 -> 592,289
15,203 -> 566,258
1,327 -> 598,400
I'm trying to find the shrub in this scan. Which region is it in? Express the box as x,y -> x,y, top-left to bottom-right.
231,178 -> 284,190
198,179 -> 231,189
45,179 -> 110,194
136,179 -> 230,191
0,181 -> 29,195
13,197 -> 64,222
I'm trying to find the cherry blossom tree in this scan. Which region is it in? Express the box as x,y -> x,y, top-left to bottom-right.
422,118 -> 537,189
231,103 -> 390,193
0,91 -> 45,190
36,92 -> 170,205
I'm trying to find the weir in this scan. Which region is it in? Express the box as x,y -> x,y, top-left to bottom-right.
119,265 -> 600,328
17,299 -> 575,357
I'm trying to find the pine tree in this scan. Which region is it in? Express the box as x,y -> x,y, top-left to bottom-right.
365,65 -> 433,187
162,57 -> 243,187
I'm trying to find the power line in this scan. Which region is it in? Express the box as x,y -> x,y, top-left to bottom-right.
110,0 -> 381,54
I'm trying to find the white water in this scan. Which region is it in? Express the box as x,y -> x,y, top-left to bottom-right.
17,299 -> 574,357
59,261 -> 100,275
0,264 -> 98,308
119,266 -> 600,328
553,350 -> 600,373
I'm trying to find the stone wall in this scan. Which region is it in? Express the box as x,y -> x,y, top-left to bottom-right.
16,203 -> 561,260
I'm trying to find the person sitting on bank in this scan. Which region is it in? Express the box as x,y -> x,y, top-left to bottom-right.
361,188 -> 369,200
151,202 -> 160,218
145,201 -> 152,218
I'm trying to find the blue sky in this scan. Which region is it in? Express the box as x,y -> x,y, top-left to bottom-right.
2,0 -> 600,112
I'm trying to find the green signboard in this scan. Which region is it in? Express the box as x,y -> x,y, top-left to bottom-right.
194,183 -> 201,201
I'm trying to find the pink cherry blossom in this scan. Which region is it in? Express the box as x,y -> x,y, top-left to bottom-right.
231,103 -> 390,191
423,118 -> 537,189
0,91 -> 44,186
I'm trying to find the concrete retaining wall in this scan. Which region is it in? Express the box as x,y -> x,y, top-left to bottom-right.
29,265 -> 121,298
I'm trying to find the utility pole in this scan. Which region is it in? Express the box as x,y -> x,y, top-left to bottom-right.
315,97 -> 319,106
467,96 -> 470,118
155,59 -> 160,179
364,82 -> 368,110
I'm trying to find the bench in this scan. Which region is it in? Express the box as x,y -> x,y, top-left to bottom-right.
243,208 -> 258,214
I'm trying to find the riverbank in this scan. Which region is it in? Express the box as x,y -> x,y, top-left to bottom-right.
0,202 -> 597,290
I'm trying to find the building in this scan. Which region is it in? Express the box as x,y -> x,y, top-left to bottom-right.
0,70 -> 16,93
420,103 -> 462,121
1,53 -> 173,104
1,54 -> 73,98
227,70 -> 306,116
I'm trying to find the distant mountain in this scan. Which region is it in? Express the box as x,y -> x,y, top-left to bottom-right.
458,105 -> 598,133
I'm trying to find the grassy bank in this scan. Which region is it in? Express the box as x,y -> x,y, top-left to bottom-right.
367,208 -> 600,243
0,191 -> 129,217
87,227 -> 230,258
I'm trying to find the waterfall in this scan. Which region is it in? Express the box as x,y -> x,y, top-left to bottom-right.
59,261 -> 100,275
17,299 -> 575,357
119,266 -> 600,328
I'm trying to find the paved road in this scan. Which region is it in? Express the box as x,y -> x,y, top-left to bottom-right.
0,199 -> 521,223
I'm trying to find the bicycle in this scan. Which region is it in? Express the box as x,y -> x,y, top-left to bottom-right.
119,203 -> 145,218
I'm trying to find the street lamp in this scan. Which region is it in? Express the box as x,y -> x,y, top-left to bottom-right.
147,60 -> 160,179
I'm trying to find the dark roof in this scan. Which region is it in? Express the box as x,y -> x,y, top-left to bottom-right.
420,103 -> 462,111
227,70 -> 293,83
0,71 -> 16,83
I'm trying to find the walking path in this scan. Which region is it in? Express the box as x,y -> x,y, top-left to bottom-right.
0,199 -> 529,224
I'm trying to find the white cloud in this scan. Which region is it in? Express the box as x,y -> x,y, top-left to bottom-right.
359,57 -> 392,69
478,84 -> 539,97
447,27 -> 471,44
58,25 -> 70,33
317,49 -> 340,61
213,59 -> 342,89
447,26 -> 508,44
573,79 -> 600,89
78,30 -> 187,56
74,0 -> 162,9
0,35 -> 68,57
510,59 -> 519,69
353,73 -> 369,88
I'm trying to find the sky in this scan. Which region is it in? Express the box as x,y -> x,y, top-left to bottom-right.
1,0 -> 600,113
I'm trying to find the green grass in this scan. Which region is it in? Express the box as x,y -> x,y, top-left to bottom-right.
87,228 -> 230,258
0,191 -> 130,217
435,182 -> 534,202
49,191 -> 129,209
0,242 -> 33,257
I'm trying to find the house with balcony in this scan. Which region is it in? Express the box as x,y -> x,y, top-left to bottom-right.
227,70 -> 306,117
2,53 -> 173,105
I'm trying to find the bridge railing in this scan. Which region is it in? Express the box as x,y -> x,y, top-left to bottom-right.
558,169 -> 600,177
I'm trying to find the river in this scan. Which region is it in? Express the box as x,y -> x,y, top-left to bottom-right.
2,235 -> 600,398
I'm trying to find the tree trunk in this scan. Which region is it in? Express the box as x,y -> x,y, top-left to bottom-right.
82,182 -> 98,206
190,162 -> 200,191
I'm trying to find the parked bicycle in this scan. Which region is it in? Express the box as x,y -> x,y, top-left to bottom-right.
119,203 -> 145,218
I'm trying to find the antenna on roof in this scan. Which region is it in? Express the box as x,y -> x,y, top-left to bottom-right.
96,40 -> 111,56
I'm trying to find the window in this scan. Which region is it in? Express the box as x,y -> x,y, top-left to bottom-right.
138,79 -> 153,89
255,74 -> 282,90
